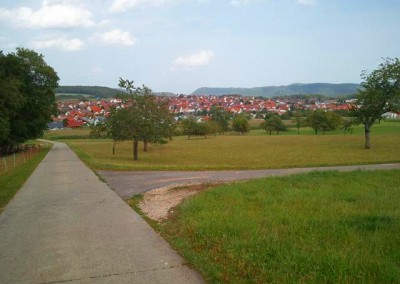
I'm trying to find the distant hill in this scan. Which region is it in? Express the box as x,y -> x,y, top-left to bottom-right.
192,83 -> 361,97
56,86 -> 121,98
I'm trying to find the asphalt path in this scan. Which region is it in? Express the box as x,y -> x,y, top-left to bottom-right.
0,142 -> 204,284
97,163 -> 400,198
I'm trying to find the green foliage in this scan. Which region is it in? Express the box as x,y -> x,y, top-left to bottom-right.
209,106 -> 231,134
181,117 -> 216,138
260,114 -> 286,135
306,109 -> 343,134
56,86 -> 120,98
107,78 -> 175,160
89,122 -> 110,139
352,57 -> 400,148
232,114 -> 250,135
0,48 -> 59,154
161,170 -> 400,283
293,110 -> 304,134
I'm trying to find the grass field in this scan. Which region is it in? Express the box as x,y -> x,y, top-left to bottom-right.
0,144 -> 51,212
43,128 -> 91,140
158,170 -> 400,283
64,121 -> 400,171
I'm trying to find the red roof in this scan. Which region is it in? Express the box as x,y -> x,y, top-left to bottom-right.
67,119 -> 84,128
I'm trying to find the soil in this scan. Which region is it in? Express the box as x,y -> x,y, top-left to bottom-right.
138,183 -> 214,222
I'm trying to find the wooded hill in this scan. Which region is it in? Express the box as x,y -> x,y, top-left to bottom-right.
56,86 -> 121,98
192,83 -> 361,97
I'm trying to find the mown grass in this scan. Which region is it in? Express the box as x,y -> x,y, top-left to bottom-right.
65,121 -> 400,171
43,128 -> 91,140
159,170 -> 400,283
0,144 -> 51,212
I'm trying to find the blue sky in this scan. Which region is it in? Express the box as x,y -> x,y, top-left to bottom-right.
1,0 -> 399,94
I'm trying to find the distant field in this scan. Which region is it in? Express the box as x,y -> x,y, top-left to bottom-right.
159,170 -> 400,283
43,128 -> 91,140
63,121 -> 400,171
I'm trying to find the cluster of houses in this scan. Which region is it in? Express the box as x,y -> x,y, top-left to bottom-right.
48,94 -> 359,129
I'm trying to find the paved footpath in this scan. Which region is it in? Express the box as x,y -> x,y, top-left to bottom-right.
98,163 -> 400,198
0,142 -> 204,284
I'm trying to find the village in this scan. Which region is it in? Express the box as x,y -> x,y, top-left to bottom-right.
50,94 -> 356,129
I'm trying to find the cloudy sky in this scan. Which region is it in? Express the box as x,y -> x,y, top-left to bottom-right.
1,0 -> 399,93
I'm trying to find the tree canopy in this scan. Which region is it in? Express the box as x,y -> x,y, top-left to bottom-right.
0,48 -> 59,154
306,109 -> 343,134
260,114 -> 286,135
232,114 -> 250,135
351,57 -> 400,148
108,78 -> 175,160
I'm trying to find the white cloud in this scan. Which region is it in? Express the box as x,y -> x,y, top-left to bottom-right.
0,1 -> 94,29
297,0 -> 316,6
171,50 -> 214,70
30,37 -> 84,51
230,0 -> 250,6
110,0 -> 173,13
97,29 -> 136,46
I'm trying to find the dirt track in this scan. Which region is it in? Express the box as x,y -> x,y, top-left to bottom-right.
97,163 -> 400,199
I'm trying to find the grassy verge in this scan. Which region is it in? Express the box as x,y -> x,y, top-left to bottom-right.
0,144 -> 51,212
159,170 -> 400,283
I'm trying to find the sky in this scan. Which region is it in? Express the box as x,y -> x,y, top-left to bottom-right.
1,0 -> 399,94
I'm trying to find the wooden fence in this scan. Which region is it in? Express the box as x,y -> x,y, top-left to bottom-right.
0,145 -> 42,176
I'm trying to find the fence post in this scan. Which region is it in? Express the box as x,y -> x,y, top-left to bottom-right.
3,157 -> 7,173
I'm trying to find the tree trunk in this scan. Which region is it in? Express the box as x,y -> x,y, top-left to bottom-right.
112,140 -> 116,155
133,139 -> 139,160
364,124 -> 371,149
143,138 -> 148,152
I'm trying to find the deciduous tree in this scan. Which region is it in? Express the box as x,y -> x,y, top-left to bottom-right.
351,58 -> 400,148
232,114 -> 250,135
260,114 -> 286,135
0,48 -> 59,154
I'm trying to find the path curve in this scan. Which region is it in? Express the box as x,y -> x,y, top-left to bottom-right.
97,163 -> 400,198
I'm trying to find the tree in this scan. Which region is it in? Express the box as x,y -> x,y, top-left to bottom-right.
181,117 -> 198,139
232,114 -> 250,135
306,109 -> 343,134
181,118 -> 216,139
209,106 -> 231,134
0,48 -> 59,154
351,58 -> 400,149
108,78 -> 175,160
293,110 -> 303,134
260,114 -> 286,135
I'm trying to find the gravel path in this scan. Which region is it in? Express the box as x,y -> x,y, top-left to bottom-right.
97,163 -> 400,198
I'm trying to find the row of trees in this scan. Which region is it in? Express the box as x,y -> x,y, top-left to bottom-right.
0,48 -> 59,155
99,57 -> 399,160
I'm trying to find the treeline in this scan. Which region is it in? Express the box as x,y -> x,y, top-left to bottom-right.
56,86 -> 121,98
0,48 -> 59,155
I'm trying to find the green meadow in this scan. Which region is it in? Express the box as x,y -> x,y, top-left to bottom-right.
159,170 -> 400,283
43,121 -> 400,282
62,121 -> 400,171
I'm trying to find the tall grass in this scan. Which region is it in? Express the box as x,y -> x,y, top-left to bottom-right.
160,170 -> 400,283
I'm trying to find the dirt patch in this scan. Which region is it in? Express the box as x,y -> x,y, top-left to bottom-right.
138,183 -> 212,222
